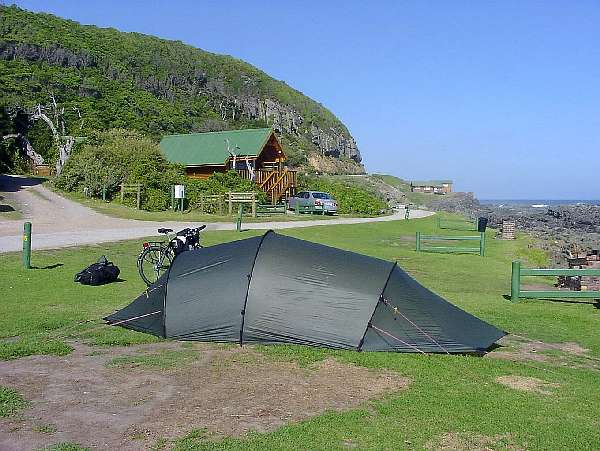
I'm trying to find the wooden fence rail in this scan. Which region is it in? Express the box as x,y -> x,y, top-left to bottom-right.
510,261 -> 600,302
194,194 -> 225,215
437,216 -> 478,231
416,232 -> 486,256
119,184 -> 142,209
228,192 -> 256,217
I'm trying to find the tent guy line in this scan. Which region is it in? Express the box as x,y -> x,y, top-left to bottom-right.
381,297 -> 450,354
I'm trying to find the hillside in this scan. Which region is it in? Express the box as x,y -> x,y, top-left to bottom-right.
0,5 -> 362,172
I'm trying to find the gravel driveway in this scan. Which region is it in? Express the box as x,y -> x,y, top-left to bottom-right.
0,175 -> 433,253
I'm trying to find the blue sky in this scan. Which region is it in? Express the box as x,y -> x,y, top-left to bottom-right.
10,1 -> 600,199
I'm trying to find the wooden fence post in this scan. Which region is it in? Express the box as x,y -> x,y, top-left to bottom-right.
480,232 -> 486,257
416,232 -> 421,252
199,194 -> 204,214
22,222 -> 31,269
511,261 -> 521,303
236,204 -> 243,232
251,193 -> 256,217
228,193 -> 232,216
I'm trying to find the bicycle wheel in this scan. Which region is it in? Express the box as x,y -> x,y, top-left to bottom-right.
137,245 -> 173,286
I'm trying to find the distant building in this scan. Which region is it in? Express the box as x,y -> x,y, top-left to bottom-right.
410,180 -> 453,194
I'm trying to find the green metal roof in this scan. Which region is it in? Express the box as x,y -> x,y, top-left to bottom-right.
411,180 -> 453,187
160,128 -> 274,166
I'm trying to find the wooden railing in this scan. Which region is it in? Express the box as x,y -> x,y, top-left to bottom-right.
416,231 -> 486,257
510,261 -> 600,302
237,169 -> 297,203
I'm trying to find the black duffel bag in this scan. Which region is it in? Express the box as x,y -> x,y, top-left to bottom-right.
74,256 -> 120,286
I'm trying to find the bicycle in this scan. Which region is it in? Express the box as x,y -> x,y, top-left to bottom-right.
137,225 -> 206,286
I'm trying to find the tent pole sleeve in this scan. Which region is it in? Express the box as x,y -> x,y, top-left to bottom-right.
239,230 -> 273,346
357,261 -> 397,351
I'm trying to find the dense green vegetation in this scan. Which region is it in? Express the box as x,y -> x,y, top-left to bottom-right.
49,130 -> 383,215
2,217 -> 600,448
299,174 -> 387,215
53,129 -> 264,211
0,385 -> 29,417
0,5 -> 353,171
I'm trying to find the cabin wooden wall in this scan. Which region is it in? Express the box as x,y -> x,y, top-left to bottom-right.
185,166 -> 226,179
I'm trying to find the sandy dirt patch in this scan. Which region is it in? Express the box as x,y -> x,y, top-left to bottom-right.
487,335 -> 599,371
427,432 -> 525,450
0,341 -> 409,450
496,375 -> 559,395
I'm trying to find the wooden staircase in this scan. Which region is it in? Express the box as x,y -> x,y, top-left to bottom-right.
238,169 -> 297,203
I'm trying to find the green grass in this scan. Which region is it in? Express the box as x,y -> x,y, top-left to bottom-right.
107,349 -> 199,369
42,444 -> 90,451
0,385 -> 29,417
33,423 -> 58,434
2,215 -> 600,449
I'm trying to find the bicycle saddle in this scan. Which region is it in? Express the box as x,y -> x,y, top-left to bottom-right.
158,228 -> 173,234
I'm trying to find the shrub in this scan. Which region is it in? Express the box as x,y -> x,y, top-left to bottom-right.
143,188 -> 170,211
299,175 -> 388,215
55,129 -> 265,211
55,129 -> 186,207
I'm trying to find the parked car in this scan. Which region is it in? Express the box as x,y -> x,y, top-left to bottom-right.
288,191 -> 338,214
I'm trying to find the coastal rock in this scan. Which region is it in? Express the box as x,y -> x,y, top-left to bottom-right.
428,195 -> 600,266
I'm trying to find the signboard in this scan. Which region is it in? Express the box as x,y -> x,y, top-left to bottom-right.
174,185 -> 185,199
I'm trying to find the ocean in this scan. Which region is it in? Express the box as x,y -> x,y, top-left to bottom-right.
480,199 -> 600,208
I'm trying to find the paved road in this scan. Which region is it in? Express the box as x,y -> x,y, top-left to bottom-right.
0,175 -> 433,253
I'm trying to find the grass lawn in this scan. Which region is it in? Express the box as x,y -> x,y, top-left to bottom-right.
1,215 -> 600,449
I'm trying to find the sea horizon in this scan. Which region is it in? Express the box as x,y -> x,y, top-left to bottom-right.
480,199 -> 600,207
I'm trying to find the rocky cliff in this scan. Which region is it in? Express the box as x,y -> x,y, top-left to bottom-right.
0,6 -> 362,169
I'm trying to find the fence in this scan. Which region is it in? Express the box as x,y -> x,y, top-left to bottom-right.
256,202 -> 287,217
190,193 -> 292,217
228,192 -> 256,217
510,261 -> 600,302
193,194 -> 225,215
120,184 -> 142,209
437,216 -> 478,231
416,231 -> 486,256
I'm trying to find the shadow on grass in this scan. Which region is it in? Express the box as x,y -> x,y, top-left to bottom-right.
31,263 -> 64,270
0,204 -> 16,212
503,293 -> 600,307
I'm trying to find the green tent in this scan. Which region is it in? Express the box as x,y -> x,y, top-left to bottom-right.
106,232 -> 504,353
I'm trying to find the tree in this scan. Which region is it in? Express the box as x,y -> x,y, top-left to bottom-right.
30,95 -> 82,175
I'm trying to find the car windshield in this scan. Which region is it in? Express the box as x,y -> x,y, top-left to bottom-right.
312,192 -> 331,199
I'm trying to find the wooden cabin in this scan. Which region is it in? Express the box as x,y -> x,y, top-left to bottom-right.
160,128 -> 297,203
